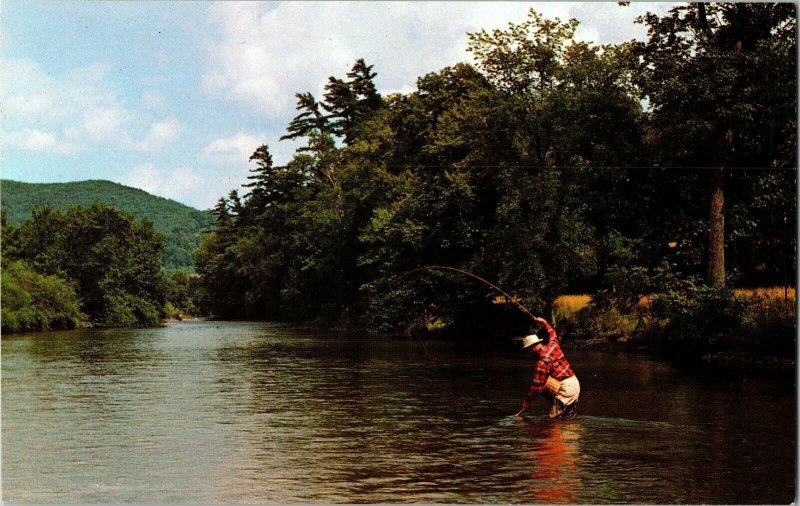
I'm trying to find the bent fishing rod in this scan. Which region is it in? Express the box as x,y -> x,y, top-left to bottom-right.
391,265 -> 540,323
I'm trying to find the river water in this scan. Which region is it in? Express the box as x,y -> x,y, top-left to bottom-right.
2,320 -> 795,503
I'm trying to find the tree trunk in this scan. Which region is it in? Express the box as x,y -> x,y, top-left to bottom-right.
707,167 -> 726,287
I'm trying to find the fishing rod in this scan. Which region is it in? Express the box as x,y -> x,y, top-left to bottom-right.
391,265 -> 539,323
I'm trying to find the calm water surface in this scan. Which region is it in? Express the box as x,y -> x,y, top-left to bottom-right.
2,321 -> 795,503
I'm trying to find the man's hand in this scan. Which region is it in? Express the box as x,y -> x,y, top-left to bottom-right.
534,316 -> 548,325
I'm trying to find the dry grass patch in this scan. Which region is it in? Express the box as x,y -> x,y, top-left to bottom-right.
554,294 -> 591,317
554,287 -> 795,319
734,286 -> 796,301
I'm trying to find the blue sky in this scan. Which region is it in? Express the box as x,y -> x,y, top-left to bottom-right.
1,1 -> 671,210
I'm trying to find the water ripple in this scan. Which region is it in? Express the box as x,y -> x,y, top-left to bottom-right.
2,322 -> 795,503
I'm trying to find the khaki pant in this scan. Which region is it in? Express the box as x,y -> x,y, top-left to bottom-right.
549,375 -> 580,419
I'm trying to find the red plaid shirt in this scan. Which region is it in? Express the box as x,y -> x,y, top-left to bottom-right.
522,321 -> 575,410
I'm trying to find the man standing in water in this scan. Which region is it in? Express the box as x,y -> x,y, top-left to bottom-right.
515,316 -> 580,420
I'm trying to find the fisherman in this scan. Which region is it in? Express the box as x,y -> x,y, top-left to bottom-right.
514,316 -> 580,420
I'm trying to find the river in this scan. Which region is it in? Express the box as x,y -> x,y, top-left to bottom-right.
2,320 -> 795,503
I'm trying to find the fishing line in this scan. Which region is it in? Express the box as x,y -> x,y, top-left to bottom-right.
391,265 -> 539,323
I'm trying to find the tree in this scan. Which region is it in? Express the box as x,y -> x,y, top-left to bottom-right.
466,8 -> 642,319
1,260 -> 86,332
165,271 -> 199,317
194,7 -> 794,341
14,203 -> 167,327
631,2 -> 797,287
322,59 -> 384,145
467,9 -> 579,167
281,92 -> 330,143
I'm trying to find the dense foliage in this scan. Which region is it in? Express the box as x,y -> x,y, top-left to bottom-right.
1,259 -> 86,333
2,203 -> 169,329
197,4 -> 796,350
1,179 -> 214,272
165,271 -> 202,319
631,2 -> 797,287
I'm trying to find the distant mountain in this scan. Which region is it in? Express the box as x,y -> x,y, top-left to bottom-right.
1,179 -> 215,272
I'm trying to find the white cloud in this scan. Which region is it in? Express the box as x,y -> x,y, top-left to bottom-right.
129,116 -> 182,152
140,90 -> 167,109
82,106 -> 132,143
123,163 -> 163,195
121,164 -> 207,207
2,128 -> 79,154
568,2 -> 673,45
202,132 -> 269,165
202,2 -> 533,118
159,167 -> 204,203
1,59 -> 71,123
202,2 -> 663,120
1,59 -> 121,129
1,57 -> 181,154
7,129 -> 56,150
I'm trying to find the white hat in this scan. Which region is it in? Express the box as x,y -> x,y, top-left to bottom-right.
521,334 -> 543,349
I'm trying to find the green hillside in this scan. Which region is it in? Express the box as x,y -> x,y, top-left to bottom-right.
1,180 -> 214,272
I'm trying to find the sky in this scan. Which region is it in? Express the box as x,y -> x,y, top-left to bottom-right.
1,1 -> 674,210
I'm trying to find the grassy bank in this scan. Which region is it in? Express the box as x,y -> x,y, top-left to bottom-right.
553,287 -> 796,370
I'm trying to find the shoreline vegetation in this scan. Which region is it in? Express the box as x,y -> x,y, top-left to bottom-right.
1,6 -> 796,373
1,204 -> 200,333
551,289 -> 796,371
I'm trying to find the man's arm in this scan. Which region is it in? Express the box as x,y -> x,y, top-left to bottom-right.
534,316 -> 558,344
517,358 -> 549,414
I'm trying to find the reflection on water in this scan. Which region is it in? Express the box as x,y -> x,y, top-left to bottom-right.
523,421 -> 581,503
2,321 -> 795,503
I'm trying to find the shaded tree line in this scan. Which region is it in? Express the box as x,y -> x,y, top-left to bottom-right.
196,5 -> 796,345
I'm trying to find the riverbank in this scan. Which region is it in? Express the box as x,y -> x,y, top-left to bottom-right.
5,312 -> 794,375
561,337 -> 796,372
550,286 -> 797,372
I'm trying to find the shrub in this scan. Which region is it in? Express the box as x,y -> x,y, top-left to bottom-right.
568,304 -> 638,342
165,271 -> 198,316
93,290 -> 164,328
1,260 -> 86,332
738,292 -> 796,358
648,277 -> 749,356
